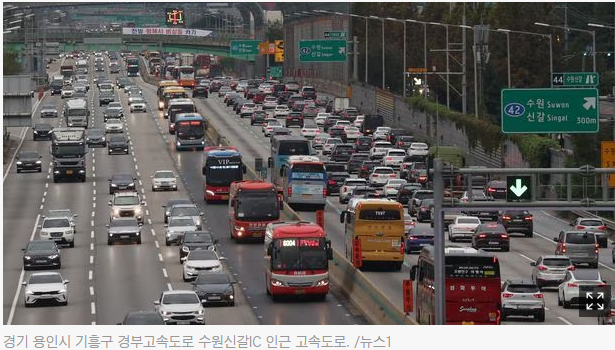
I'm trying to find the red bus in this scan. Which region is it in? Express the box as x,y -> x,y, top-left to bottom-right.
228,180 -> 280,241
177,65 -> 196,89
410,246 -> 501,325
202,147 -> 246,203
264,222 -> 333,300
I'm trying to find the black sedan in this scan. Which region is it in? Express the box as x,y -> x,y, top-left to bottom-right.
193,84 -> 209,98
86,128 -> 107,147
107,134 -> 130,155
108,173 -> 137,194
16,151 -> 42,173
192,271 -> 235,306
23,240 -> 61,270
179,231 -> 218,263
33,123 -> 53,141
471,223 -> 510,252
250,110 -> 267,125
327,171 -> 350,195
405,227 -> 435,254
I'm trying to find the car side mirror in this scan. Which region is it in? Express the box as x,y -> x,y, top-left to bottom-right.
180,256 -> 186,261
105,224 -> 109,228
64,280 -> 70,284
219,256 -> 226,261
22,282 -> 26,286
530,262 -> 536,266
553,237 -> 559,242
108,201 -> 112,206
140,201 -> 145,205
153,300 -> 160,306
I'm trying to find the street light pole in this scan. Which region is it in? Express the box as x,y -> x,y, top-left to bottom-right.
497,28 -> 552,88
588,22 -> 615,89
370,16 -> 385,89
407,19 -> 428,95
387,17 -> 407,98
535,22 -> 595,72
500,30 -> 511,87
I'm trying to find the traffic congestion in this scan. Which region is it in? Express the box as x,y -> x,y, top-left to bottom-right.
3,48 -> 614,326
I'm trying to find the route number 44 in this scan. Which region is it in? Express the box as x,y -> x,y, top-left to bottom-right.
552,74 -> 564,86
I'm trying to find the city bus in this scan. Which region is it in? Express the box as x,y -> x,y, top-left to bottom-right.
228,180 -> 280,241
410,246 -> 502,325
177,65 -> 196,89
125,56 -> 140,77
161,87 -> 189,114
339,198 -> 405,270
174,113 -> 207,151
167,98 -> 196,134
157,80 -> 180,109
280,155 -> 327,210
264,221 -> 333,300
202,146 -> 246,203
268,135 -> 311,191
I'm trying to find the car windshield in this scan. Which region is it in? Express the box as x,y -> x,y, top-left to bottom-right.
114,196 -> 139,205
195,273 -> 230,285
171,207 -> 199,216
88,129 -> 104,137
414,192 -> 433,200
578,220 -> 603,226
507,284 -> 539,293
42,105 -> 55,110
107,119 -> 121,125
184,233 -> 213,244
374,168 -> 393,174
542,258 -> 571,267
28,241 -> 56,251
109,219 -> 138,227
48,210 -> 71,218
108,136 -> 127,142
566,232 -> 595,244
19,151 -> 39,159
188,250 -> 218,261
170,217 -> 195,227
457,217 -> 480,224
154,171 -> 174,179
112,175 -> 132,182
42,218 -> 70,228
29,274 -> 63,284
162,293 -> 199,305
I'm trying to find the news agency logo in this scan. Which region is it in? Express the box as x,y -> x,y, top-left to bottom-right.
579,285 -> 611,318
166,8 -> 185,27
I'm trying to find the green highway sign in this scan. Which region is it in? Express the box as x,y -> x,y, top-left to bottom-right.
268,66 -> 282,78
299,40 -> 347,62
230,40 -> 260,55
324,31 -> 347,38
506,176 -> 532,202
552,72 -> 599,87
501,88 -> 599,134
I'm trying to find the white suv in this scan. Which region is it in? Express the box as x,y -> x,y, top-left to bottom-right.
339,178 -> 368,204
369,141 -> 393,160
407,142 -> 429,157
109,191 -> 145,224
38,217 -> 75,248
382,149 -> 407,169
369,166 -> 397,187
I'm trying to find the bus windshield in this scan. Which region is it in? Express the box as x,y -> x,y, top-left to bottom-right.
176,121 -> 205,139
272,238 -> 327,270
236,191 -> 280,221
206,158 -> 242,186
278,141 -> 310,155
291,163 -> 325,179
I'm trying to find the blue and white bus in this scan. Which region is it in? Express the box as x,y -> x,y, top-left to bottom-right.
175,113 -> 207,151
280,155 -> 327,210
268,135 -> 311,190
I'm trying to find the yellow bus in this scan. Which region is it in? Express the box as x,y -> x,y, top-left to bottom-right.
157,80 -> 180,109
159,86 -> 188,112
339,198 -> 405,270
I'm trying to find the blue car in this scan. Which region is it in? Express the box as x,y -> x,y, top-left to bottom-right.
404,227 -> 434,254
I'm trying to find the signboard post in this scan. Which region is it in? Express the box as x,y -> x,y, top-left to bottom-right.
601,141 -> 615,187
230,40 -> 260,55
299,40 -> 347,62
501,88 -> 599,134
552,72 -> 599,87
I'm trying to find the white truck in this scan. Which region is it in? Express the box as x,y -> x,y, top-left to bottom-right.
333,97 -> 349,114
448,216 -> 482,242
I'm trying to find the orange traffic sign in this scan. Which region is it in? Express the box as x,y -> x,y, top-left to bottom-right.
259,42 -> 275,55
600,141 -> 615,187
407,67 -> 427,73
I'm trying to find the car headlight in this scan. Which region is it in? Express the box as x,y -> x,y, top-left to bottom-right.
48,254 -> 59,259
270,279 -> 284,287
16,161 -> 22,165
182,246 -> 190,253
101,137 -> 106,141
134,208 -> 142,215
234,226 -> 244,232
65,230 -> 73,235
24,255 -> 32,260
59,289 -> 66,294
111,184 -> 118,187
112,209 -> 120,215
160,310 -> 171,316
36,160 -> 41,164
224,287 -> 233,295
128,183 -> 134,187
26,290 -> 33,295
197,308 -> 204,315
315,278 -> 329,287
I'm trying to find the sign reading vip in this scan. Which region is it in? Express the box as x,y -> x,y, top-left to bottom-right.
501,88 -> 599,134
552,72 -> 599,87
299,40 -> 347,62
506,176 -> 532,202
230,40 -> 260,55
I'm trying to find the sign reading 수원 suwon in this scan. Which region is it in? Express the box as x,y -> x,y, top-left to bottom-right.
122,27 -> 212,37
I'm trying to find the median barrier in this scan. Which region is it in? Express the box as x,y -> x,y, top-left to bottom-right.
142,64 -> 416,324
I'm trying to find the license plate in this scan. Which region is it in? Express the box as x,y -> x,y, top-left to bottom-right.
302,194 -> 312,197
66,170 -> 73,175
517,305 -> 531,309
253,232 -> 263,238
208,296 -> 221,300
295,289 -> 305,295
220,195 -> 229,200
461,321 -> 475,325
120,235 -> 129,239
36,260 -> 47,263
488,241 -> 500,245
573,253 -> 587,257
513,219 -> 523,222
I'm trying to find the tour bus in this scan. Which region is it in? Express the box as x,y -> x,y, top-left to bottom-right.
202,146 -> 246,203
174,113 -> 207,151
280,155 -> 327,210
268,135 -> 311,191
176,65 -> 196,89
410,246 -> 502,325
164,65 -> 177,81
167,98 -> 196,134
339,198 -> 405,270
161,86 -> 189,113
157,80 -> 180,109
228,180 -> 280,241
264,221 -> 333,300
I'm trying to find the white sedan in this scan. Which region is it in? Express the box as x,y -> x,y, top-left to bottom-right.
322,138 -> 343,155
263,120 -> 282,137
181,249 -> 224,282
300,123 -> 321,139
383,179 -> 408,198
263,97 -> 278,109
407,142 -> 429,157
104,118 -> 124,133
129,97 -> 147,113
353,115 -> 365,128
343,126 -> 362,141
315,113 -> 331,126
23,272 -> 69,307
151,170 -> 178,191
448,216 -> 481,242
273,105 -> 290,118
558,270 -> 605,309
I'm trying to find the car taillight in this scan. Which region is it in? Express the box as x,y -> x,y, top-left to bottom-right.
576,225 -> 585,230
537,265 -> 548,271
533,293 -> 544,299
595,244 -> 599,254
597,283 -> 607,287
502,216 -> 511,220
561,243 -> 566,253
487,188 -> 496,192
372,174 -> 379,177
409,236 -> 418,240
478,234 -> 487,238
323,188 -> 327,197
360,166 -> 367,171
398,142 -> 403,145
389,174 -> 395,177
421,207 -> 428,211
524,216 -> 532,220
502,292 -> 514,298
500,234 -> 508,239
567,283 -> 578,287
287,187 -> 292,197
566,265 -> 576,271
385,157 -> 393,161
328,180 -> 336,185
598,225 -> 606,230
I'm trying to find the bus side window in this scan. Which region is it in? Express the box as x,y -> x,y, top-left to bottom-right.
230,198 -> 236,208
410,265 -> 418,281
280,166 -> 285,177
266,242 -> 273,256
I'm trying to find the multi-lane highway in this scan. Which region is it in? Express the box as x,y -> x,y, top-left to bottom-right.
3,56 -> 365,325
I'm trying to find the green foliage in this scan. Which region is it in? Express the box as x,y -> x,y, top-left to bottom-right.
265,20 -> 283,41
4,50 -> 21,75
509,134 -> 560,168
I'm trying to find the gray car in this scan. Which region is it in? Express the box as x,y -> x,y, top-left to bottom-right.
554,230 -> 599,268
40,104 -> 58,118
168,204 -> 203,230
570,217 -> 608,248
165,216 -> 198,246
106,217 -> 142,245
530,255 -> 574,289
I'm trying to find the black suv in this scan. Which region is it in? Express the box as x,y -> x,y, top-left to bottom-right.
354,136 -> 373,153
396,184 -> 423,205
87,128 -> 107,147
107,134 -> 130,155
179,231 -> 218,263
16,150 -> 42,173
327,171 -> 350,195
285,112 -> 304,128
329,144 -> 354,162
347,153 -> 369,174
498,210 -> 534,237
109,173 -> 137,194
33,123 -> 53,141
23,240 -> 61,270
250,110 -> 267,125
193,84 -> 208,98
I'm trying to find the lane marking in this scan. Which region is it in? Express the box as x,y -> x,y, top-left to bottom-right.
89,255 -> 94,264
93,189 -> 96,195
7,214 -> 41,325
151,229 -> 156,236
89,270 -> 93,280
162,268 -> 168,278
41,197 -> 45,203
43,191 -> 47,197
91,302 -> 96,315
158,253 -> 163,262
154,241 -> 159,249
91,211 -> 95,217
90,220 -> 94,227
91,231 -> 95,239
89,286 -> 95,296
518,253 -> 535,263
167,283 -> 173,291
558,316 -> 573,325
92,202 -> 96,208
